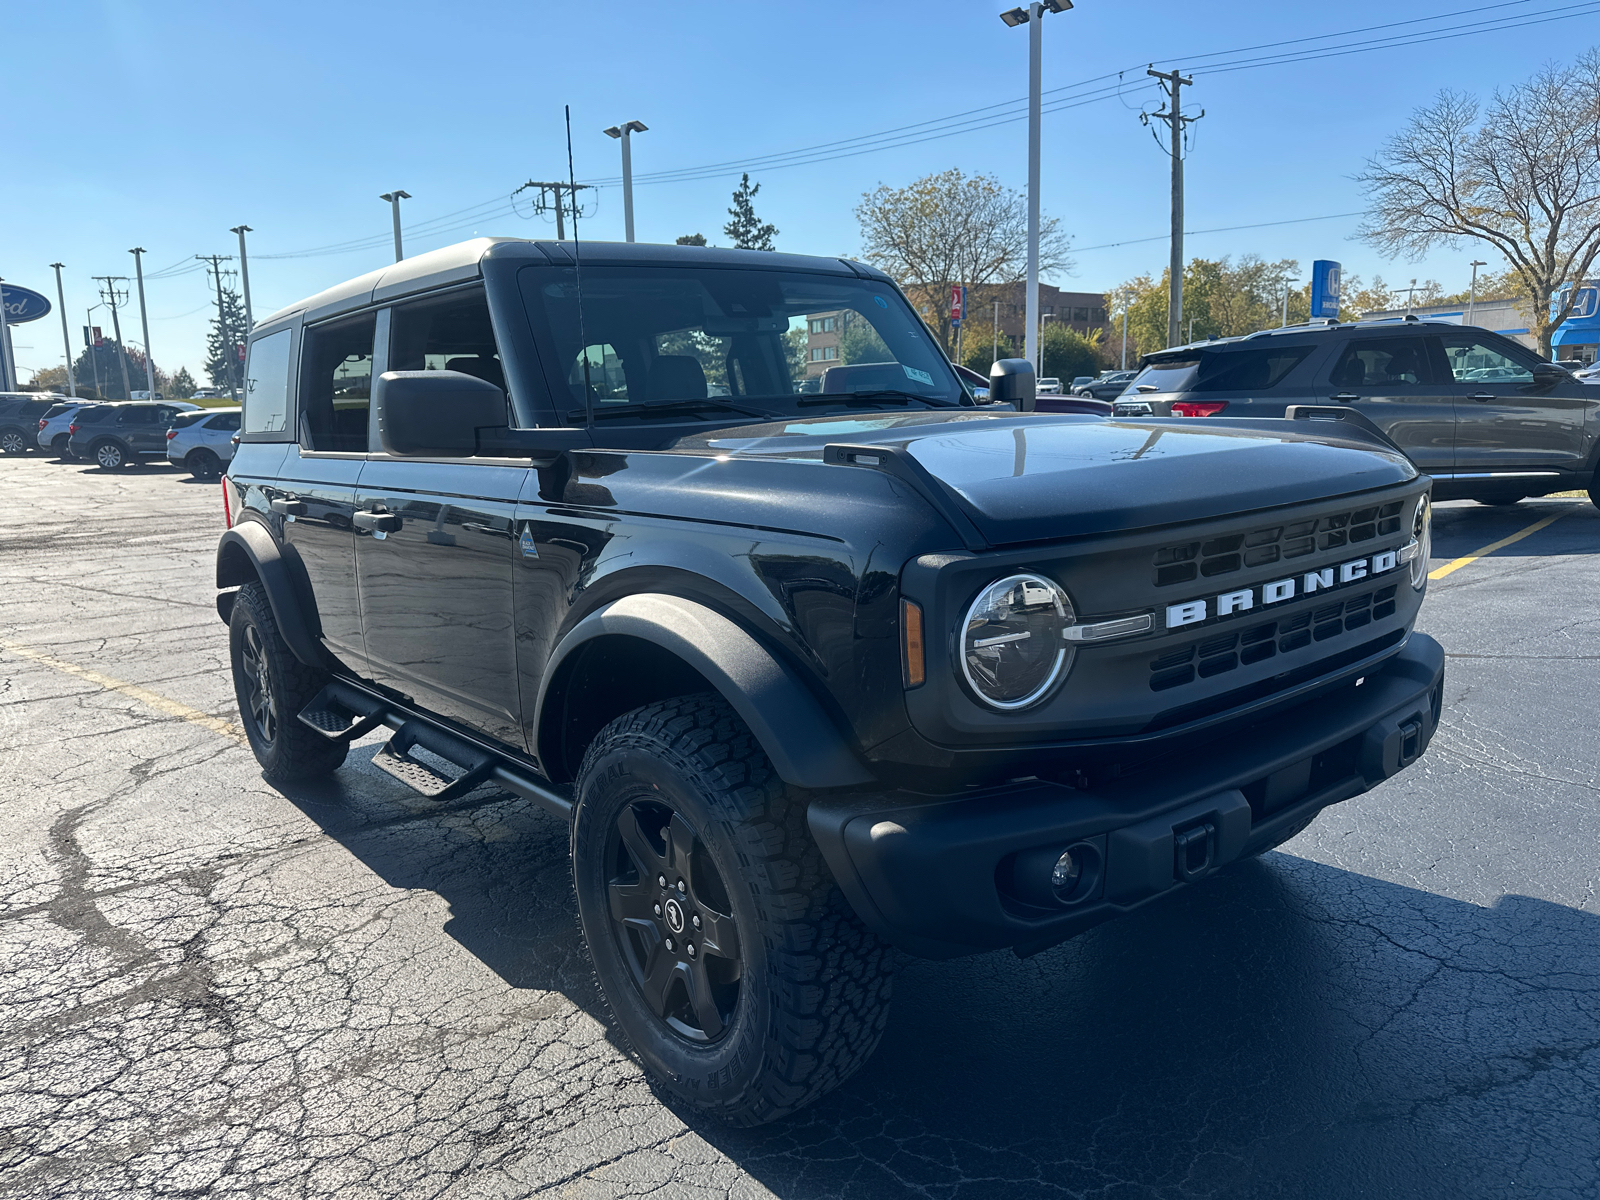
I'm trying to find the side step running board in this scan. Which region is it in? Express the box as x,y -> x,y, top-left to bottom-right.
297,681 -> 388,744
372,720 -> 497,801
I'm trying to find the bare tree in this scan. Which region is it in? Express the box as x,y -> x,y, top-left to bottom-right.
1358,52 -> 1600,357
855,169 -> 1072,355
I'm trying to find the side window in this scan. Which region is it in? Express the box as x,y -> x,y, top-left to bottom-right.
118,407 -> 158,426
299,314 -> 376,452
569,344 -> 629,404
388,288 -> 507,398
208,412 -> 241,432
243,329 -> 293,433
1328,338 -> 1433,388
1191,344 -> 1314,392
1440,335 -> 1536,384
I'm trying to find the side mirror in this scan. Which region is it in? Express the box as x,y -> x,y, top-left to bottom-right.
988,358 -> 1036,411
1532,362 -> 1570,387
375,370 -> 508,457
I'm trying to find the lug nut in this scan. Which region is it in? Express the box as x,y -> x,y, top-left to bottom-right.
653,903 -> 662,916
658,875 -> 667,888
692,914 -> 701,929
676,879 -> 686,893
665,938 -> 674,952
687,943 -> 696,957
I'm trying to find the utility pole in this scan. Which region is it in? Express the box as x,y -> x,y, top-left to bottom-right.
603,121 -> 648,243
1145,68 -> 1201,348
231,225 -> 254,330
517,181 -> 593,241
1467,260 -> 1487,326
86,306 -> 104,397
1120,289 -> 1130,369
50,264 -> 76,397
91,275 -> 133,400
992,299 -> 1000,366
196,254 -> 237,400
129,249 -> 158,401
379,191 -> 410,262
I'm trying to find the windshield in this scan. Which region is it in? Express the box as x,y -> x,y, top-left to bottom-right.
520,264 -> 963,423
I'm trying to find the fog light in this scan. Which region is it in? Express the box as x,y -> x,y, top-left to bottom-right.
1005,839 -> 1104,909
1051,848 -> 1081,894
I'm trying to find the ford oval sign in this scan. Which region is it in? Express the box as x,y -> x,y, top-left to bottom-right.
1,283 -> 52,324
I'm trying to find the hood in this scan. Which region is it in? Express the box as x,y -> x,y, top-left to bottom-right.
680,411 -> 1418,545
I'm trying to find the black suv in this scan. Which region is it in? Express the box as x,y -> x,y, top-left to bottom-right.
1112,318 -> 1600,505
0,394 -> 58,454
67,401 -> 190,469
217,239 -> 1444,1124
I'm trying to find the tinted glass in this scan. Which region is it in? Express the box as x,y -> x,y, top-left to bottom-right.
1328,337 -> 1433,387
299,315 -> 374,452
1440,334 -> 1536,384
172,411 -> 210,429
243,328 -> 293,434
520,265 -> 960,423
1190,343 -> 1314,392
1129,360 -> 1198,394
118,406 -> 159,426
388,288 -> 506,394
75,405 -> 117,423
206,411 -> 241,432
42,404 -> 73,419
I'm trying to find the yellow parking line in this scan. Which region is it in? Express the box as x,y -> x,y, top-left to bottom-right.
1428,510 -> 1572,581
0,637 -> 249,747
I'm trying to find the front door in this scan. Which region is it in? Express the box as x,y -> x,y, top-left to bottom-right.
1322,335 -> 1455,474
1437,331 -> 1594,473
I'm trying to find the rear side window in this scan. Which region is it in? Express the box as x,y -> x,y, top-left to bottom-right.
388,288 -> 504,391
1190,343 -> 1314,392
117,407 -> 159,427
43,404 -> 72,419
299,315 -> 375,452
206,411 -> 241,432
1328,337 -> 1434,387
172,411 -> 210,428
243,329 -> 293,434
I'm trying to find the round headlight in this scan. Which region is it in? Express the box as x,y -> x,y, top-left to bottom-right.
960,574 -> 1075,710
1410,494 -> 1431,590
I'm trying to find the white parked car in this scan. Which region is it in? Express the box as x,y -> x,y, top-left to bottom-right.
36,400 -> 100,456
166,407 -> 241,477
1036,376 -> 1063,395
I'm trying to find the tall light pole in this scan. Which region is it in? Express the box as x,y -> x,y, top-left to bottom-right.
129,249 -> 158,400
231,225 -> 255,330
49,264 -> 76,396
1467,259 -> 1487,326
0,275 -> 12,391
603,120 -> 648,243
1000,1 -> 1072,372
1281,279 -> 1298,328
993,299 -> 1000,366
379,191 -> 410,262
1120,288 -> 1130,369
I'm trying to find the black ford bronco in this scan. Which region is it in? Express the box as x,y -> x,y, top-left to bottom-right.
217,239 -> 1443,1124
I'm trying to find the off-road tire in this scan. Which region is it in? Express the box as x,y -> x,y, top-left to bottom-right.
571,693 -> 893,1126
93,439 -> 126,470
229,582 -> 348,784
187,449 -> 221,479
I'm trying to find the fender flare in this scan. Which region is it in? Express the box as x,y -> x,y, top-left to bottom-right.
215,522 -> 325,667
536,594 -> 876,791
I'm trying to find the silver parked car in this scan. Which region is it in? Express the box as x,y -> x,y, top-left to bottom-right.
36,400 -> 103,457
166,407 -> 241,477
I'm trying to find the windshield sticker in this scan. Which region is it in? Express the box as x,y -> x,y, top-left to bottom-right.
902,365 -> 935,387
874,296 -> 889,308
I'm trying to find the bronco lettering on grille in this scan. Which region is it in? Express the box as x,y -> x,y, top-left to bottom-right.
1165,549 -> 1399,629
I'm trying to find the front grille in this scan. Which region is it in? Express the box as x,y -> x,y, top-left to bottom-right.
1152,501 -> 1405,587
1149,584 -> 1399,692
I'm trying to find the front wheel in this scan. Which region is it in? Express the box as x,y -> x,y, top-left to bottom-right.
93,440 -> 126,470
0,430 -> 28,455
572,694 -> 893,1126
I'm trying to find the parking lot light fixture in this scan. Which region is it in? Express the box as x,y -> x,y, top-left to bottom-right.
1467,260 -> 1487,325
603,121 -> 649,243
1000,1 -> 1073,372
379,191 -> 411,262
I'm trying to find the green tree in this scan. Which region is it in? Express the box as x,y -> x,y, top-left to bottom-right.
675,233 -> 707,246
205,289 -> 250,392
837,310 -> 891,364
71,338 -> 144,400
1040,323 -> 1100,383
165,366 -> 198,398
724,174 -> 777,251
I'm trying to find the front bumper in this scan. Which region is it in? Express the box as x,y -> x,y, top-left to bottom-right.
809,633 -> 1445,960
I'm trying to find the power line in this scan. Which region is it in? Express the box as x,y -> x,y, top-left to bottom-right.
1073,211 -> 1365,253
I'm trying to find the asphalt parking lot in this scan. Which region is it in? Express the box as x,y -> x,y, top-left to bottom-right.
2,453 -> 1598,1200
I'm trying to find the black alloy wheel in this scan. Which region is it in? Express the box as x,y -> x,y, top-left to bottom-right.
188,449 -> 221,479
51,435 -> 74,460
606,800 -> 741,1043
239,622 -> 278,745
94,440 -> 126,470
0,430 -> 28,455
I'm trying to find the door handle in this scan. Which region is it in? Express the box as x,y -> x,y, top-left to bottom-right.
353,510 -> 402,533
1330,392 -> 1360,403
270,497 -> 307,516
1468,392 -> 1496,401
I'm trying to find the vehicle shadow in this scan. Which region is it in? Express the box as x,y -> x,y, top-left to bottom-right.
273,748 -> 1600,1199
1431,496 -> 1600,560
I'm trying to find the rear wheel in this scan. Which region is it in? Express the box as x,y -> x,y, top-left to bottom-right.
0,429 -> 28,455
50,434 -> 74,459
1590,466 -> 1600,511
187,449 -> 221,479
572,693 -> 893,1126
229,582 -> 348,784
93,440 -> 126,470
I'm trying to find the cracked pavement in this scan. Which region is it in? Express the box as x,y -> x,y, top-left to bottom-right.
2,455 -> 1598,1198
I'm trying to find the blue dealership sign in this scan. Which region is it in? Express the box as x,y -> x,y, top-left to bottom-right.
1310,260 -> 1341,319
1,283 -> 52,324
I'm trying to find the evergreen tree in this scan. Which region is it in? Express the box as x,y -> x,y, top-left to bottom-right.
675,233 -> 707,246
166,366 -> 198,398
205,289 -> 250,393
71,338 -> 144,400
723,174 -> 777,251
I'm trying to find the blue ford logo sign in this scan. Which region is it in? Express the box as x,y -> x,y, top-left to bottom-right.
1,283 -> 52,324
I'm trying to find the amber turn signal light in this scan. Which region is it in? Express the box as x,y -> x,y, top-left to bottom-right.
902,599 -> 925,688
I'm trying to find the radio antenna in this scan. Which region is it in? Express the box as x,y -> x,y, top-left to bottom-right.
566,104 -> 594,431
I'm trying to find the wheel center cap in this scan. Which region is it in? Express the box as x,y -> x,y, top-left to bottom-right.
663,897 -> 686,935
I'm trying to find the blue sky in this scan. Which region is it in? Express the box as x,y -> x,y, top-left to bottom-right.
5,0 -> 1597,382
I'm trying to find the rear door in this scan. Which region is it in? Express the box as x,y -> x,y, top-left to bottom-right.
116,406 -> 162,455
354,287 -> 527,746
1437,331 -> 1593,473
1321,335 -> 1454,474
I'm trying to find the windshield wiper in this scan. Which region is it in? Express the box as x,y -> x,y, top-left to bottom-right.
567,397 -> 782,423
797,389 -> 963,409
